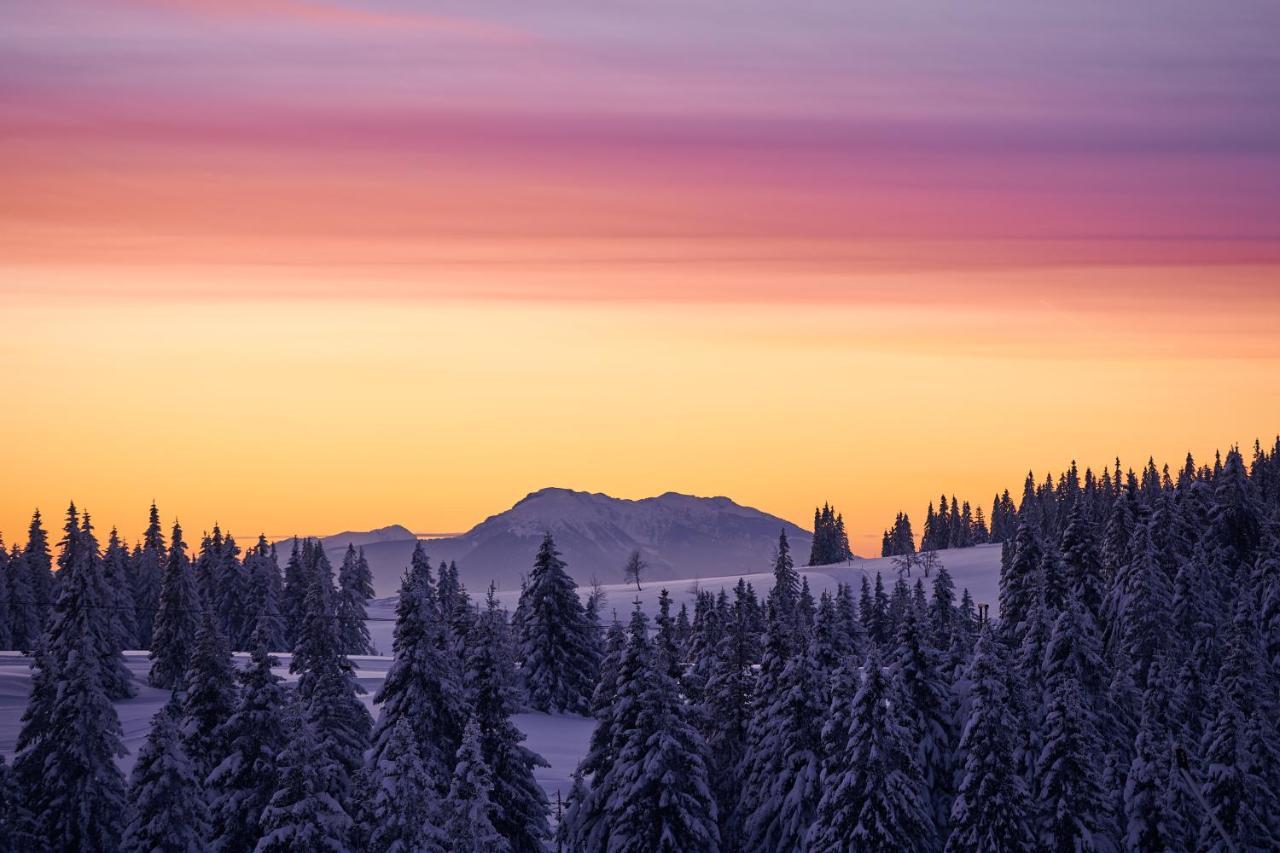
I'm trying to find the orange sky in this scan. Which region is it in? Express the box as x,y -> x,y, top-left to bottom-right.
3,1 -> 1279,553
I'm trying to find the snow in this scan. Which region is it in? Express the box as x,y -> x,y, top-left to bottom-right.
0,544 -> 1001,806
367,543 -> 1002,650
0,649 -> 595,804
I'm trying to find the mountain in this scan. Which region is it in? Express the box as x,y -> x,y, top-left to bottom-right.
313,488 -> 813,596
294,524 -> 418,551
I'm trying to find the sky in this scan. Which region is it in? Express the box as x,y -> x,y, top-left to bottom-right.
3,0 -> 1280,555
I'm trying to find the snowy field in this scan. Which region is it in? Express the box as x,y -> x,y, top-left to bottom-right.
0,651 -> 594,806
367,543 -> 1003,652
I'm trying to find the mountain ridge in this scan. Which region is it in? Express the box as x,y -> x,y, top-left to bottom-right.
304,487 -> 813,596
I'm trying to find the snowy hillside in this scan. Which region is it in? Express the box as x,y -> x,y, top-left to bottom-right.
314,487 -> 813,596
368,544 -> 1003,655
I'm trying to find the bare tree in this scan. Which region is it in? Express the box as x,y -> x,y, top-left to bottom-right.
623,550 -> 645,592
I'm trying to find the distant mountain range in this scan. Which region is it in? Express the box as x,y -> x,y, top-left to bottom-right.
293,488 -> 812,596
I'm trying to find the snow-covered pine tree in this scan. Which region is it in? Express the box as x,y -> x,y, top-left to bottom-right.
1034,634 -> 1116,852
132,501 -> 167,649
181,606 -> 239,783
999,519 -> 1043,643
245,535 -> 287,652
809,649 -> 936,851
23,509 -> 54,630
587,607 -> 720,853
101,526 -> 139,651
361,716 -> 446,853
1106,517 -> 1174,691
945,627 -> 1035,853
1122,657 -> 1188,853
51,507 -> 135,700
293,551 -> 373,811
736,603 -> 824,852
445,717 -> 508,853
0,541 -> 11,651
149,520 -> 202,689
892,604 -> 956,836
214,533 -> 252,651
121,695 -> 210,853
255,709 -> 354,853
1060,500 -> 1105,633
6,544 -> 38,652
465,584 -> 550,852
208,625 -> 290,853
336,544 -> 375,656
516,533 -> 597,715
16,506 -> 129,849
369,542 -> 466,789
280,537 -> 308,650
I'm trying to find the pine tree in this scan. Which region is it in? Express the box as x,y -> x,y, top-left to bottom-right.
101,526 -> 139,651
336,544 -> 375,656
445,717 -> 508,853
23,508 -> 54,629
1123,657 -> 1184,853
893,605 -> 956,835
0,541 -> 11,651
736,608 -> 824,852
945,628 -> 1035,853
208,627 -> 289,853
213,533 -> 251,651
245,536 -> 286,652
149,520 -> 201,690
181,607 -> 239,783
361,717 -> 445,853
132,502 -> 167,649
516,533 -> 597,715
573,607 -> 719,853
121,696 -> 210,853
465,585 -> 550,852
369,543 -> 466,788
280,538 -> 308,650
16,505 -> 129,850
255,709 -> 354,853
809,650 -> 936,851
7,544 -> 38,652
1035,647 -> 1115,851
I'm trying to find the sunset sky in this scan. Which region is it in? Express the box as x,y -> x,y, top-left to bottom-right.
3,0 -> 1279,554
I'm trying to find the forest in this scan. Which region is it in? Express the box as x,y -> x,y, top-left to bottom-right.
0,439 -> 1278,851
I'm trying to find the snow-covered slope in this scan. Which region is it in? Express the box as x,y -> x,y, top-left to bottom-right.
366,543 -> 1003,652
330,488 -> 813,596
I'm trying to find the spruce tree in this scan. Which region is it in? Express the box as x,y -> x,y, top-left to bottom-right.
893,605 -> 956,835
465,585 -> 550,852
445,717 -> 508,853
369,542 -> 466,788
23,508 -> 54,629
809,650 -> 936,851
7,544 -> 38,652
149,520 -> 201,690
181,607 -> 239,783
945,628 -> 1035,853
516,533 -> 597,715
361,716 -> 445,853
255,710 -> 354,853
208,626 -> 289,853
336,544 -> 375,656
101,526 -> 139,651
132,503 -> 168,650
245,535 -> 286,652
16,505 -> 129,850
280,538 -> 308,650
121,696 -> 210,853
0,541 -> 11,650
737,609 -> 824,852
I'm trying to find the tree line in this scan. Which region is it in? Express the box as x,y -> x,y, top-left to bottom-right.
0,435 -> 1278,850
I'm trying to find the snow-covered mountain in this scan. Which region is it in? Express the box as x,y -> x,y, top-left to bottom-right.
320,488 -> 812,596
